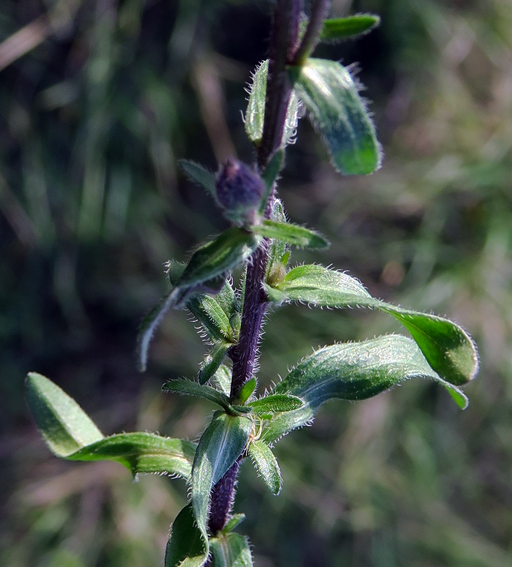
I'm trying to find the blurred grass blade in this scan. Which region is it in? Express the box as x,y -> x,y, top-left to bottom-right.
263,335 -> 470,444
267,264 -> 478,386
320,15 -> 380,41
248,394 -> 304,415
163,378 -> 232,411
179,160 -> 216,199
26,372 -> 104,457
248,440 -> 282,495
289,59 -> 381,175
210,532 -> 253,567
252,220 -> 329,249
165,503 -> 208,567
245,59 -> 300,147
199,342 -> 232,385
191,413 -> 253,538
69,433 -> 196,480
222,513 -> 246,534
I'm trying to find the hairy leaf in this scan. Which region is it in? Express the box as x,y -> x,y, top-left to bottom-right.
179,160 -> 216,199
289,59 -> 381,175
252,220 -> 329,249
245,60 -> 300,147
248,394 -> 304,415
237,378 -> 257,404
191,413 -> 253,538
267,264 -> 478,386
320,15 -> 380,41
26,372 -> 104,457
210,533 -> 253,567
259,149 -> 285,215
199,342 -> 232,385
211,365 -> 232,397
263,335 -> 469,444
163,379 -> 232,411
248,440 -> 282,495
222,514 -> 246,534
165,503 -> 208,567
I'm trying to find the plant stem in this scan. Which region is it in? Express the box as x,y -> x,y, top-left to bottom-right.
207,0 -> 301,538
292,0 -> 330,66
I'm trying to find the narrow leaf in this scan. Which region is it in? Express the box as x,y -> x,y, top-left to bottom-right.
248,440 -> 282,495
180,160 -> 216,198
266,200 -> 290,282
268,264 -> 478,386
199,342 -> 232,385
248,394 -> 304,415
289,58 -> 381,175
210,533 -> 253,567
165,503 -> 208,567
211,365 -> 232,397
69,433 -> 196,480
320,15 -> 380,41
191,413 -> 253,537
26,372 -> 104,457
263,335 -> 470,444
222,514 -> 246,534
245,59 -> 300,147
237,378 -> 257,404
252,220 -> 329,249
259,149 -> 285,214
163,379 -> 231,411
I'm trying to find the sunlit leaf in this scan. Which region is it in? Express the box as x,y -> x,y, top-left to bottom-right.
248,394 -> 304,415
262,335 -> 469,444
319,15 -> 380,42
252,220 -> 329,249
245,60 -> 300,147
199,342 -> 232,385
211,365 -> 232,397
237,378 -> 257,404
248,440 -> 282,495
26,372 -> 104,457
289,58 -> 381,175
179,160 -> 216,199
210,532 -> 253,567
165,503 -> 208,567
222,513 -> 246,534
191,413 -> 253,538
267,264 -> 479,386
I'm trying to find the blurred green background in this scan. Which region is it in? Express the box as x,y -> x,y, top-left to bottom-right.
1,0 -> 511,565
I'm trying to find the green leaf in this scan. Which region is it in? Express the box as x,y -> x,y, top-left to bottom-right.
258,149 -> 285,215
245,60 -> 300,147
165,503 -> 208,567
176,227 -> 262,292
179,160 -> 216,199
262,335 -> 469,444
69,433 -> 196,480
163,379 -> 232,412
222,514 -> 246,534
289,58 -> 381,175
252,220 -> 329,249
191,413 -> 253,538
199,342 -> 232,385
248,394 -> 304,415
320,15 -> 380,41
248,440 -> 282,495
268,264 -> 479,387
26,372 -> 104,457
210,533 -> 253,567
211,365 -> 232,397
236,378 -> 257,404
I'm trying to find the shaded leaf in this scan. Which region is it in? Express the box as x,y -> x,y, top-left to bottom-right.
163,379 -> 231,412
165,503 -> 208,567
263,335 -> 469,444
191,413 -> 253,537
210,533 -> 253,567
26,372 -> 104,457
237,378 -> 257,404
179,160 -> 216,199
266,200 -> 290,282
258,149 -> 285,215
248,440 -> 282,495
320,15 -> 380,41
289,58 -> 381,175
252,220 -> 329,249
248,394 -> 304,415
267,264 -> 478,386
245,60 -> 300,147
222,514 -> 246,534
199,342 -> 232,385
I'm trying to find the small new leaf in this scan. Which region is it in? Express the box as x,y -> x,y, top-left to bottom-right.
248,440 -> 282,495
198,342 -> 232,385
320,15 -> 380,42
252,220 -> 329,249
289,59 -> 381,175
237,378 -> 257,404
222,513 -> 246,534
179,160 -> 216,199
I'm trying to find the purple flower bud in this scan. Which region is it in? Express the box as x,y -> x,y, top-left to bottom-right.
215,158 -> 265,224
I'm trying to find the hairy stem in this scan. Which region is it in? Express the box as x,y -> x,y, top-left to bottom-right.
207,0 -> 302,538
292,0 -> 330,65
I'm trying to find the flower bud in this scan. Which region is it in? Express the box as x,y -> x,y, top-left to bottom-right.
215,158 -> 265,225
